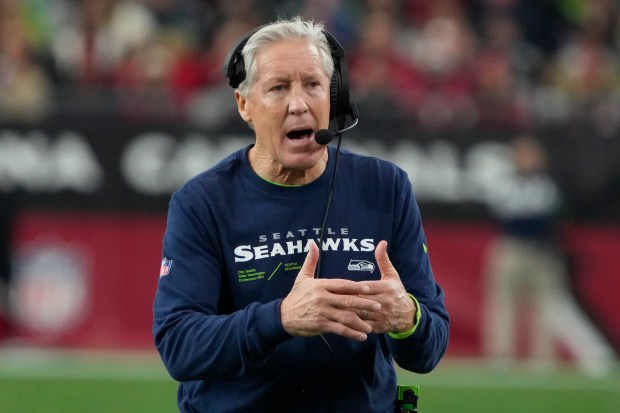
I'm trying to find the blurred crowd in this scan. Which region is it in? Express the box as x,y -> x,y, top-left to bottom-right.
2,0 -> 620,134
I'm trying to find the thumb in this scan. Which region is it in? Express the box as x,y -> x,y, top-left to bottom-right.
375,240 -> 400,281
296,239 -> 320,281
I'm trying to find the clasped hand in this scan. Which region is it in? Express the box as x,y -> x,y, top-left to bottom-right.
280,240 -> 416,341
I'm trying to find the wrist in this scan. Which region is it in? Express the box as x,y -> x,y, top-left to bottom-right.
388,294 -> 421,340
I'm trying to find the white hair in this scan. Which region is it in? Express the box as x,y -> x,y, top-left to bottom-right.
236,16 -> 334,97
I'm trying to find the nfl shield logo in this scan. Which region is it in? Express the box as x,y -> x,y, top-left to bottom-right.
160,258 -> 173,277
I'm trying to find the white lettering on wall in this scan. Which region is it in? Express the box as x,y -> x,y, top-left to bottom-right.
120,132 -> 253,195
0,126 -> 513,204
0,129 -> 103,192
347,139 -> 511,203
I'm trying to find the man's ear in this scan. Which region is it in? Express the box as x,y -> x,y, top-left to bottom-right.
235,90 -> 252,124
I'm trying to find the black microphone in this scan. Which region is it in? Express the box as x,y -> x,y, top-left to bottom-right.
314,116 -> 360,145
315,129 -> 336,145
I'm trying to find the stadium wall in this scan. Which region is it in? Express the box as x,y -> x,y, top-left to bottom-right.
6,212 -> 620,359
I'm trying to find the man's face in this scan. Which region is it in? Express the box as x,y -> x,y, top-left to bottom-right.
236,38 -> 331,173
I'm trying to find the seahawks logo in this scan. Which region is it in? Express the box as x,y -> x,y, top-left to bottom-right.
348,260 -> 375,273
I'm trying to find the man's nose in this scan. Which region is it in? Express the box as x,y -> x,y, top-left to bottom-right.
288,85 -> 309,115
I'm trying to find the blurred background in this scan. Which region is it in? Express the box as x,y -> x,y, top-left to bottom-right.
0,0 -> 619,412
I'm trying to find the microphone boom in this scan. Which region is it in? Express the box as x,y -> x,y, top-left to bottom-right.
314,116 -> 359,145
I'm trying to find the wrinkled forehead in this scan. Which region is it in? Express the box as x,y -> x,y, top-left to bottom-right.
256,39 -> 327,76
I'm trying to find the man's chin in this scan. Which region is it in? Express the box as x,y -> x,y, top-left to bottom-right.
279,150 -> 325,173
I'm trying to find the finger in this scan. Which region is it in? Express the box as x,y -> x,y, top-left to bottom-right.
297,239 -> 320,281
328,293 -> 381,312
324,278 -> 372,296
323,312 -> 372,341
356,314 -> 391,335
375,240 -> 400,281
356,309 -> 387,332
325,320 -> 369,341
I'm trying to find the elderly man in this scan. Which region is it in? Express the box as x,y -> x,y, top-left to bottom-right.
153,16 -> 449,413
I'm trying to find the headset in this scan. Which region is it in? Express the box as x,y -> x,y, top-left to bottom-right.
222,24 -> 356,130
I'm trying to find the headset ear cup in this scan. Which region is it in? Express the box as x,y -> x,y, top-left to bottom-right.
223,27 -> 260,88
329,71 -> 340,120
324,30 -> 350,123
232,59 -> 245,89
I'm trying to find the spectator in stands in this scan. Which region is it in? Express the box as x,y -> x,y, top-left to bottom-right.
348,9 -> 426,119
0,6 -> 53,122
482,134 -> 616,375
547,7 -> 620,135
113,30 -> 191,119
186,3 -> 265,126
473,11 -> 541,129
2,0 -> 619,132
468,0 -> 570,56
295,0 -> 359,48
403,0 -> 479,129
51,0 -> 159,87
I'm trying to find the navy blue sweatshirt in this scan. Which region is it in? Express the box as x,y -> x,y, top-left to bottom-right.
153,145 -> 449,413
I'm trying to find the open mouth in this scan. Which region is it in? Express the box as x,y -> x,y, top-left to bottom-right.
286,128 -> 313,140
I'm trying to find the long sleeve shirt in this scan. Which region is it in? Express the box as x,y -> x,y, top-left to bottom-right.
153,145 -> 449,413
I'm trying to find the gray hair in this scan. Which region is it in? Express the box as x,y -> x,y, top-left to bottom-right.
236,16 -> 334,97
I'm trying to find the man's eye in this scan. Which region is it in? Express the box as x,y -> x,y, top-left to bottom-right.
270,84 -> 287,92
